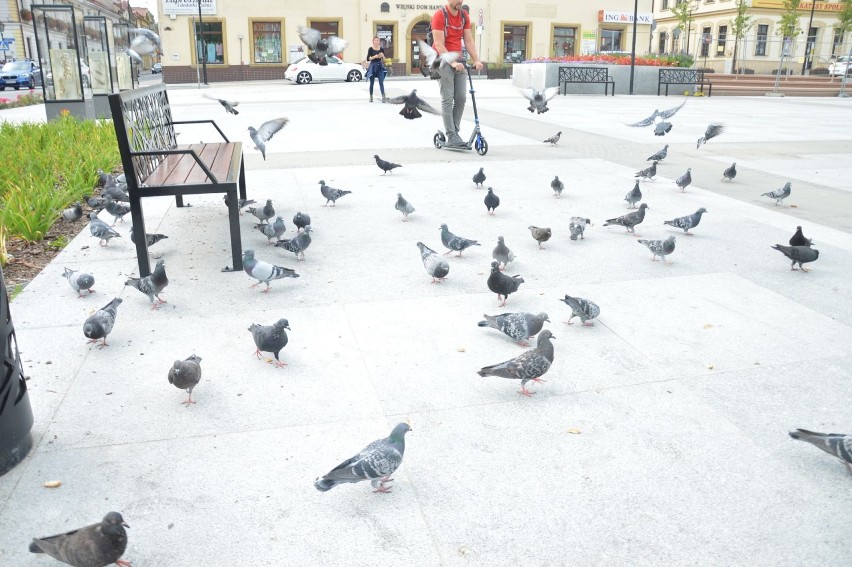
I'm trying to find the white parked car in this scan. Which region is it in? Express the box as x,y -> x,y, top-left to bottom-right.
284,56 -> 363,85
829,55 -> 850,77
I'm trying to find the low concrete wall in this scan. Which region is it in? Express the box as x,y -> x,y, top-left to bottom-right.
512,63 -> 700,96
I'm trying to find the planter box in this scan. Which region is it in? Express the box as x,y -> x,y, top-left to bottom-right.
486,67 -> 511,79
512,62 -> 697,96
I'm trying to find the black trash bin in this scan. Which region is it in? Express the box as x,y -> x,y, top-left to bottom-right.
0,266 -> 34,476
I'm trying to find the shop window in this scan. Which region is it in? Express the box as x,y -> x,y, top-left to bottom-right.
700,26 -> 711,57
658,31 -> 668,54
376,23 -> 395,59
717,25 -> 727,55
503,25 -> 528,62
600,29 -> 622,52
755,24 -> 768,56
195,21 -> 224,64
253,21 -> 282,64
832,28 -> 842,57
309,20 -> 340,41
553,26 -> 576,57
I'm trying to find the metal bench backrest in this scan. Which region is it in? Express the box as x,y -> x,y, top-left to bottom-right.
560,66 -> 609,82
659,68 -> 701,83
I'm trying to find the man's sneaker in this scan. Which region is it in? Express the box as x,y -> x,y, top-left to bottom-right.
446,132 -> 466,147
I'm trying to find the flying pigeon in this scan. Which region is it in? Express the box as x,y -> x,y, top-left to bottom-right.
124,258 -> 169,309
625,180 -> 642,208
130,27 -> 161,54
762,181 -> 791,206
478,312 -> 550,346
484,187 -> 500,215
63,267 -> 95,298
675,168 -> 692,192
416,242 -> 450,283
543,131 -> 562,145
722,162 -> 737,182
789,429 -> 852,472
520,87 -> 560,114
654,121 -> 673,136
203,93 -> 239,115
551,175 -> 564,197
242,249 -> 299,291
477,329 -> 556,397
789,226 -> 812,247
248,117 -> 289,160
88,212 -> 121,246
61,201 -> 83,222
297,25 -> 348,65
125,47 -> 143,65
697,123 -> 725,148
374,154 -> 402,174
569,217 -> 592,241
319,180 -> 352,206
256,216 -> 287,243
603,202 -> 648,236
486,261 -> 524,307
29,512 -> 130,567
627,100 -> 686,128
638,235 -> 677,264
315,423 -> 411,493
635,161 -> 657,180
528,225 -> 552,249
440,224 -> 480,256
105,196 -> 131,225
492,236 -> 515,270
647,144 -> 669,162
472,167 -> 486,188
559,295 -> 600,326
83,298 -> 122,348
249,318 -> 290,367
395,193 -> 415,221
248,199 -> 275,224
129,227 -> 168,248
274,226 -> 312,261
293,211 -> 311,233
385,89 -> 439,119
418,40 -> 460,78
771,244 -> 819,272
664,208 -> 707,234
168,354 -> 202,406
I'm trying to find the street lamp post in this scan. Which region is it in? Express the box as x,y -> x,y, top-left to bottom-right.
800,0 -> 817,75
629,0 -> 639,94
197,0 -> 208,85
238,34 -> 244,65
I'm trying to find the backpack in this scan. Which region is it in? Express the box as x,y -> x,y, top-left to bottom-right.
423,7 -> 467,78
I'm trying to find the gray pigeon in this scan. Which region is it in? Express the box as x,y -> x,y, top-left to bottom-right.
484,187 -> 500,215
440,224 -> 480,256
249,318 -> 290,367
416,242 -> 450,283
248,117 -> 289,160
492,236 -> 515,270
87,195 -> 108,211
61,201 -> 83,222
203,93 -> 239,115
418,40 -> 460,79
478,312 -> 550,346
293,211 -> 311,233
722,162 -> 737,182
64,267 -> 95,298
385,89 -> 439,119
255,216 -> 286,243
103,184 -> 129,202
297,25 -> 348,65
647,144 -> 668,162
88,212 -> 121,246
319,180 -> 352,206
675,168 -> 692,192
789,429 -> 852,473
627,100 -> 686,128
104,195 -> 130,225
789,226 -> 812,247
551,176 -> 564,197
395,193 -> 415,220
528,225 -> 552,249
762,181 -> 792,206
635,161 -> 657,180
486,261 -> 524,307
569,217 -> 592,241
654,121 -> 673,136
543,131 -> 561,145
129,226 -> 168,248
83,298 -> 122,348
625,180 -> 642,208
315,422 -> 411,493
168,354 -> 202,406
603,203 -> 648,236
124,258 -> 169,309
477,329 -> 556,397
29,511 -> 129,567
374,155 -> 402,174
472,167 -> 486,188
697,123 -> 725,148
559,295 -> 600,326
248,199 -> 275,224
771,244 -> 819,272
223,193 -> 256,215
274,226 -> 312,261
130,27 -> 161,55
520,87 -> 559,114
638,235 -> 677,264
664,208 -> 707,234
243,249 -> 299,291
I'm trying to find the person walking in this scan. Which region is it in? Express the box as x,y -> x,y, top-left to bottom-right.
430,1 -> 483,147
365,36 -> 387,103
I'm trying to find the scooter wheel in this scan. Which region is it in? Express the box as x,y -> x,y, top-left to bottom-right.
475,137 -> 488,156
433,132 -> 446,149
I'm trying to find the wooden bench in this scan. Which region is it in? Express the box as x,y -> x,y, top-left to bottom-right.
558,66 -> 615,96
658,68 -> 713,96
108,84 -> 246,277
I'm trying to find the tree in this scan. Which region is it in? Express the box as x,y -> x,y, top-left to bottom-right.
730,0 -> 754,74
671,1 -> 697,53
777,0 -> 802,41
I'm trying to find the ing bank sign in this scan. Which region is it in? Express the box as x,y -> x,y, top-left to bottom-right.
597,10 -> 653,24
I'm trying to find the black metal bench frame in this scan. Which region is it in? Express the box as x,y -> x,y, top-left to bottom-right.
658,68 -> 713,96
558,66 -> 615,96
108,84 -> 246,277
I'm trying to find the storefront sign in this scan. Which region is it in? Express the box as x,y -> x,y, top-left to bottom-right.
581,30 -> 597,55
751,0 -> 843,10
163,0 -> 217,16
598,10 -> 653,24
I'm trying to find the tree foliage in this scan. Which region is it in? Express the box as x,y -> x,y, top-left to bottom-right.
730,0 -> 754,72
777,0 -> 802,40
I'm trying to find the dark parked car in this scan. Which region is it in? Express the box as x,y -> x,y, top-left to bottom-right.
0,60 -> 39,90
152,62 -> 162,74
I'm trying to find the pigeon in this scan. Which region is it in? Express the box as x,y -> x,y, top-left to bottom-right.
249,318 -> 290,367
88,212 -> 121,246
762,181 -> 792,206
789,429 -> 852,473
654,121 -> 673,136
647,144 -> 669,162
315,422 -> 411,493
130,27 -> 161,54
664,208 -> 707,234
87,195 -> 108,211
248,117 -> 289,160
129,227 -> 168,248
83,298 -> 122,348
528,225 -> 552,249
697,123 -> 725,148
478,312 -> 550,346
440,224 -> 480,257
486,261 -> 524,307
543,131 -> 562,145
520,86 -> 560,114
255,216 -> 287,243
484,187 -> 500,215
63,267 -> 95,298
638,235 -> 677,264
125,47 -> 143,65
603,203 -> 648,236
124,258 -> 169,309
292,211 -> 311,233
627,100 -> 686,128
243,249 -> 299,291
319,180 -> 352,207
248,199 -> 275,224
771,244 -> 819,272
168,354 -> 202,406
104,195 -> 131,225
569,217 -> 592,241
29,511 -> 130,567
492,236 -> 515,269
374,154 -> 402,175
722,162 -> 737,182
394,193 -> 415,221
416,242 -> 450,283
96,169 -> 111,186
472,167 -> 486,188
418,39 -> 460,78
635,161 -> 657,180
551,176 -> 564,197
103,184 -> 129,202
274,226 -> 312,261
223,193 -> 256,215
625,180 -> 642,208
789,226 -> 813,247
61,201 -> 83,222
675,168 -> 692,192
385,89 -> 439,119
297,25 -> 348,65
477,329 -> 555,397
559,295 -> 600,326
203,93 -> 239,115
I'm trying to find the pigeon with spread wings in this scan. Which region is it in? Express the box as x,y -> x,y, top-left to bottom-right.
418,40 -> 460,79
203,94 -> 240,115
248,118 -> 288,160
385,90 -> 440,120
520,87 -> 560,114
627,100 -> 687,128
297,25 -> 348,65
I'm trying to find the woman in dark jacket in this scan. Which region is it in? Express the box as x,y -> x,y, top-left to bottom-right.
365,36 -> 387,102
